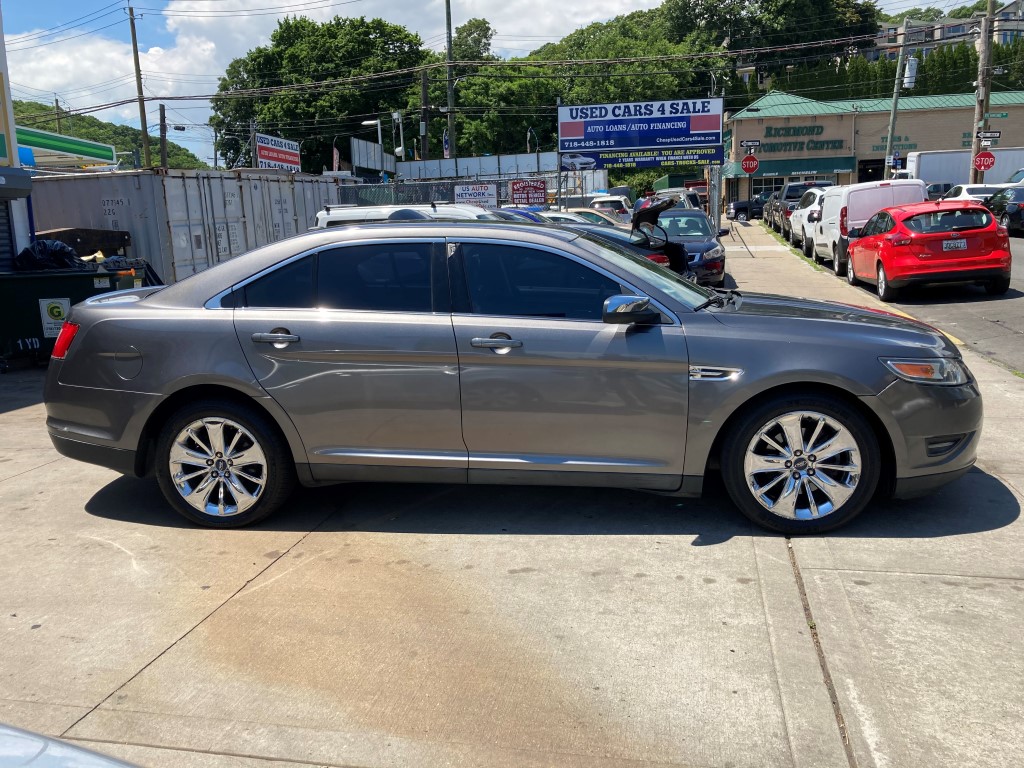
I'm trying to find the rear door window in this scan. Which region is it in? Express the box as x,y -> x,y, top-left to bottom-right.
317,243 -> 434,312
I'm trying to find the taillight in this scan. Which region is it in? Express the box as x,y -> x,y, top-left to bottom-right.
840,206 -> 848,237
646,253 -> 669,264
51,321 -> 79,359
887,235 -> 912,247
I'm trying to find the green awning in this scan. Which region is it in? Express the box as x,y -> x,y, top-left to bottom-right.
15,126 -> 117,165
723,156 -> 856,178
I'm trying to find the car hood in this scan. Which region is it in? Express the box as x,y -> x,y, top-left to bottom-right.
712,292 -> 957,357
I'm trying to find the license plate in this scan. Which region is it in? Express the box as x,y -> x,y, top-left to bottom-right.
942,239 -> 968,251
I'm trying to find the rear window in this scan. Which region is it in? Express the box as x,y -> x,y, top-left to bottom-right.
904,209 -> 992,233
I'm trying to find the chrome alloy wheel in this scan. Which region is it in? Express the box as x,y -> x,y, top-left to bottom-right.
168,417 -> 268,517
743,411 -> 861,520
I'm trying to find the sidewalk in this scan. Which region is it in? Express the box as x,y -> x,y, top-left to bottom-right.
721,220 -> 1024,768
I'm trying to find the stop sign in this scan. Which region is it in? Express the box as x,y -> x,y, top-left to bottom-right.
741,154 -> 759,174
974,151 -> 996,172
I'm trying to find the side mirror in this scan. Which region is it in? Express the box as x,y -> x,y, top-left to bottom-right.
848,227 -> 862,239
718,227 -> 730,237
603,295 -> 660,325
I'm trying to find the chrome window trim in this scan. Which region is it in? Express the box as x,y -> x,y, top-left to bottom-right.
447,236 -> 681,326
204,237 -> 448,311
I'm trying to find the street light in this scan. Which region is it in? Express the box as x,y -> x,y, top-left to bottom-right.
361,118 -> 383,172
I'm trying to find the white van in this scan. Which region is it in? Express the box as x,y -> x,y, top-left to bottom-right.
813,179 -> 927,275
312,203 -> 501,228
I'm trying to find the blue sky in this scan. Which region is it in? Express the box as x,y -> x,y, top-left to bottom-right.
4,0 -> 926,163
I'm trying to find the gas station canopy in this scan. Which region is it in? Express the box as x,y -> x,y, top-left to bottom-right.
15,125 -> 116,168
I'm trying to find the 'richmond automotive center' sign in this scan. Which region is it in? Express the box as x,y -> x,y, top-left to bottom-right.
557,99 -> 723,169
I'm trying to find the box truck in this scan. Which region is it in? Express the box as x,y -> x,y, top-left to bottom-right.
901,147 -> 1024,185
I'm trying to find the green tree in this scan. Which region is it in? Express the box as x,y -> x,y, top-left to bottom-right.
210,16 -> 426,171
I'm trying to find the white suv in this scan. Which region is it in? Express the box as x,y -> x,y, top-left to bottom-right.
788,188 -> 828,258
312,203 -> 501,228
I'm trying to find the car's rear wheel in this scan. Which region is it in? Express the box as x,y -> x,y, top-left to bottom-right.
845,253 -> 858,285
803,232 -> 815,259
876,263 -> 898,302
1000,214 -> 1012,234
986,275 -> 1011,295
832,245 -> 847,277
721,395 -> 880,534
155,400 -> 295,527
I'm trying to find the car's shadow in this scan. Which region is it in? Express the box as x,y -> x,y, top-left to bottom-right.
0,368 -> 47,415
85,467 -> 1019,544
893,283 -> 1023,306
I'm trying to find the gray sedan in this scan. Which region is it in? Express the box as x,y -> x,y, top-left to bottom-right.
45,222 -> 981,534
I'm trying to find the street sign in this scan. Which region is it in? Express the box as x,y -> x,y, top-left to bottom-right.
974,151 -> 996,172
741,154 -> 759,174
976,130 -> 1002,139
739,139 -> 760,148
982,140 -> 993,147
893,150 -> 900,158
985,112 -> 1009,119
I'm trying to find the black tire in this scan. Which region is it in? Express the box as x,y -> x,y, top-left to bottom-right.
786,224 -> 795,245
736,212 -> 748,222
986,275 -> 1011,295
1000,214 -> 1012,234
803,233 -> 815,260
832,245 -> 847,277
845,252 -> 858,285
876,263 -> 898,302
721,393 -> 881,534
155,399 -> 296,527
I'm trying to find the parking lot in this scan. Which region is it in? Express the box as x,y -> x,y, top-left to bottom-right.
2,223 -> 1024,768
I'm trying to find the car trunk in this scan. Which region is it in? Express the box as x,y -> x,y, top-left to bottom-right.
904,210 -> 1000,261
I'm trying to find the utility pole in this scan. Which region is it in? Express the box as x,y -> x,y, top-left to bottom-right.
54,95 -> 61,134
444,0 -> 456,162
970,0 -> 996,183
883,35 -> 908,180
250,118 -> 257,168
420,70 -> 430,161
159,103 -> 168,169
128,6 -> 151,167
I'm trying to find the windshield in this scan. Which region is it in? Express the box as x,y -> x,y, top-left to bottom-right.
574,233 -> 714,309
656,210 -> 714,237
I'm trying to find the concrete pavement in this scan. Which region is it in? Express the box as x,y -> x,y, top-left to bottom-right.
0,229 -> 1021,768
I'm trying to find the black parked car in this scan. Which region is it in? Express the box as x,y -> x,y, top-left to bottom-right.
985,186 -> 1024,234
726,191 -> 773,221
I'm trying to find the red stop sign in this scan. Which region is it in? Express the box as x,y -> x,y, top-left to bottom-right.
974,151 -> 996,172
741,154 -> 759,174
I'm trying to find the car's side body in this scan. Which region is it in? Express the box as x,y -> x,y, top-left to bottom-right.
789,188 -> 828,251
46,223 -> 980,520
984,186 -> 1024,234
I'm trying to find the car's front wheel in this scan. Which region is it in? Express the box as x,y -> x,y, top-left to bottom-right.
736,211 -> 748,222
155,400 -> 296,527
721,395 -> 880,534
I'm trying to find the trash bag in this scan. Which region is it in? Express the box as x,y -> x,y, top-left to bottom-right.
14,239 -> 96,272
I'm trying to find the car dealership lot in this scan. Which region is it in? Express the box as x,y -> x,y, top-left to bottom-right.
3,229 -> 1024,768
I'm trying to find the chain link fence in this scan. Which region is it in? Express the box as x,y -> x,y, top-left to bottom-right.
330,172 -> 596,208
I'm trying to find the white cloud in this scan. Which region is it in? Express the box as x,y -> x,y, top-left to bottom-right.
6,0 -> 663,161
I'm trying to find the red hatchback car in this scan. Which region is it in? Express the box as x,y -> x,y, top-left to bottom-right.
846,200 -> 1012,301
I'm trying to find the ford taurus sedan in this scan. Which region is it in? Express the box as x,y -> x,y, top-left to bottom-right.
45,222 -> 982,534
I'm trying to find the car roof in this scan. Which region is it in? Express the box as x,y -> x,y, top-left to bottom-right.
888,200 -> 989,215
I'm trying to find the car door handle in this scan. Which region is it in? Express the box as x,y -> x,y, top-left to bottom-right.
252,332 -> 300,344
471,337 -> 523,349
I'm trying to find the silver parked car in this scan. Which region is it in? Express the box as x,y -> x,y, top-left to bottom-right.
45,222 -> 981,534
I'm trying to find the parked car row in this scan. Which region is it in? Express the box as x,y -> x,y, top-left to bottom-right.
774,178 -> 1012,302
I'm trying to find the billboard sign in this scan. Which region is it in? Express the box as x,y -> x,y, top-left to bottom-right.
454,183 -> 498,209
510,179 -> 547,205
558,99 -> 723,153
255,133 -> 301,172
559,145 -> 724,171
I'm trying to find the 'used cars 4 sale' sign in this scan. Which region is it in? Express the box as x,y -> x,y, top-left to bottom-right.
557,99 -> 724,170
255,133 -> 301,172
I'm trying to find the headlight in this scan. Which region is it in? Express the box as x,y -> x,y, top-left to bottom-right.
881,357 -> 970,385
704,245 -> 724,260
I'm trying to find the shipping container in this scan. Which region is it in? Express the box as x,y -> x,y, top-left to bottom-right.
29,169 -> 357,283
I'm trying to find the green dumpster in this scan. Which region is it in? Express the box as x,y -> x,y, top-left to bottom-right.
0,270 -> 126,372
